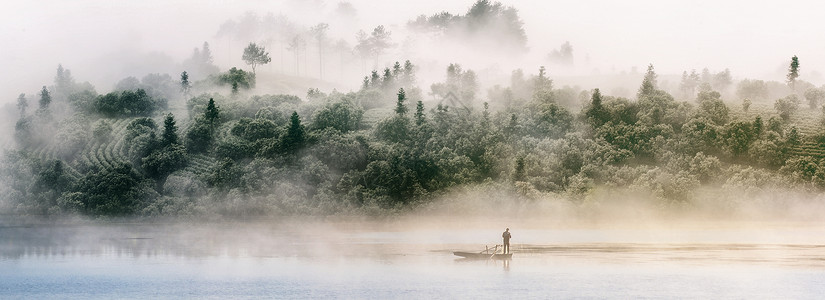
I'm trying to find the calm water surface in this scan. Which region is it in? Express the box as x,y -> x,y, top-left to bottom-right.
2,220 -> 825,299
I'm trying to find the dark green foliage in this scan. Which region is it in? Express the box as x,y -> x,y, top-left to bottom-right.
696,90 -> 729,125
185,120 -> 214,154
787,55 -> 800,90
39,86 -> 51,109
722,121 -> 756,157
311,99 -> 363,133
204,98 -> 221,125
781,156 -> 825,186
162,113 -> 179,147
281,112 -> 305,154
375,115 -> 411,143
415,100 -> 426,126
62,163 -> 154,216
395,88 -> 408,115
186,98 -> 222,154
142,144 -> 187,180
583,88 -> 609,128
216,67 -> 255,90
512,155 -> 526,182
205,158 -> 243,190
94,89 -> 163,117
232,118 -> 280,141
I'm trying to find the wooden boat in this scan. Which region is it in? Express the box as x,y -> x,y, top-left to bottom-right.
453,245 -> 512,260
453,251 -> 512,260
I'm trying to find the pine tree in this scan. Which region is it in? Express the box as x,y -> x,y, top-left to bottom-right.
395,88 -> 407,116
282,111 -> 305,153
638,64 -> 657,98
180,71 -> 191,95
162,113 -> 179,146
39,86 -> 51,109
204,98 -> 221,126
787,55 -> 800,91
415,100 -> 425,126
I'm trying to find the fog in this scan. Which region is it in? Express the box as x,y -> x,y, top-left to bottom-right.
3,0 -> 825,104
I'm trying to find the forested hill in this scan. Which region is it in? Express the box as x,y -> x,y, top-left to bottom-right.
3,60 -> 825,218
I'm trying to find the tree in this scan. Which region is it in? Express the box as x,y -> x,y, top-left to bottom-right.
395,88 -> 408,115
312,99 -> 364,133
242,42 -> 272,75
16,93 -> 27,116
804,88 -> 825,109
415,100 -> 426,126
281,111 -> 305,154
310,23 -> 329,79
775,94 -> 801,121
205,98 -> 221,126
638,64 -> 657,98
742,98 -> 752,112
39,86 -> 51,109
61,163 -> 153,216
162,113 -> 179,147
584,88 -> 609,128
787,55 -> 800,91
180,71 -> 191,96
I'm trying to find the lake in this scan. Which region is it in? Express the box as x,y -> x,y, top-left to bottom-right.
2,218 -> 825,299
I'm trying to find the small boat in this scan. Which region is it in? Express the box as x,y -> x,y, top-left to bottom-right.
453,245 -> 512,260
453,251 -> 512,260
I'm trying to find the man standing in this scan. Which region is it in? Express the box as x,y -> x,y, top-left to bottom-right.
502,228 -> 512,254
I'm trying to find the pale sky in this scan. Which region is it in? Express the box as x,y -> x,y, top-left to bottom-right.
2,0 -> 824,103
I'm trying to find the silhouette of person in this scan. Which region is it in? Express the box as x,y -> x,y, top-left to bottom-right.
502,228 -> 511,254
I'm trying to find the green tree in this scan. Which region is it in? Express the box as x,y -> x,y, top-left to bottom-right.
722,121 -> 756,157
638,64 -> 657,98
787,55 -> 800,91
696,90 -> 729,125
180,71 -> 191,95
61,163 -> 154,216
311,99 -> 364,133
204,98 -> 221,126
162,113 -> 179,147
39,86 -> 51,109
281,111 -> 305,154
242,42 -> 271,75
395,88 -> 408,115
415,100 -> 426,126
742,98 -> 752,112
584,88 -> 609,128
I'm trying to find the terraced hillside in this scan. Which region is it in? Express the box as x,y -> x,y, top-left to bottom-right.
729,102 -> 825,158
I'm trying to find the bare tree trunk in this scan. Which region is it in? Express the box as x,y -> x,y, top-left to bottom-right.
318,43 -> 323,80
